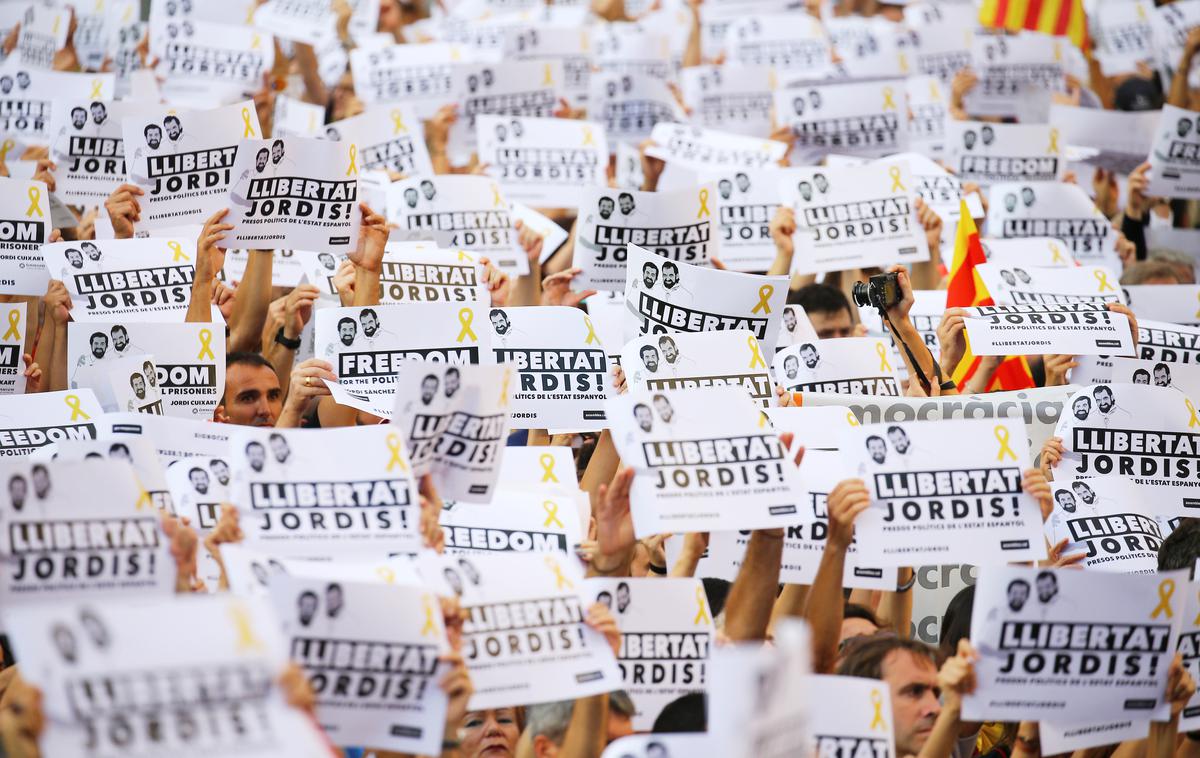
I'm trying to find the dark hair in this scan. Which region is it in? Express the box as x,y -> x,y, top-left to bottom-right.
938,585 -> 975,660
653,692 -> 706,733
1158,519 -> 1200,576
789,283 -> 853,318
837,635 -> 937,680
702,577 -> 731,618
226,351 -> 273,370
844,602 -> 880,627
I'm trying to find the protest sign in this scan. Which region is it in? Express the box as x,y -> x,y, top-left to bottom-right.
1052,104 -> 1158,176
350,42 -> 470,118
622,329 -> 776,408
387,174 -> 526,275
874,153 -> 983,246
964,565 -> 1184,722
1093,0 -> 1155,76
6,594 -> 332,757
906,76 -> 949,158
682,166 -> 792,272
230,425 -> 422,557
775,305 -> 820,351
269,574 -> 448,754
608,385 -> 803,536
393,361 -> 512,501
477,115 -> 608,208
510,203 -> 569,265
488,306 -> 609,429
575,184 -> 717,293
1044,476 -> 1172,574
14,4 -> 68,69
841,417 -> 1047,566
123,100 -> 261,231
647,123 -> 787,176
945,121 -> 1064,189
774,337 -> 902,397
679,64 -> 774,138
1110,357 -> 1200,398
809,674 -> 897,758
858,289 -> 944,381
588,71 -> 686,146
68,321 -> 224,418
107,354 -> 165,415
0,390 -> 102,457
416,550 -> 624,708
901,3 -> 975,82
48,436 -> 173,514
45,237 -> 196,322
0,68 -> 113,146
320,105 -> 433,177
1149,104 -> 1200,199
1123,284 -> 1200,326
963,32 -> 1064,121
587,577 -> 713,730
978,263 -> 1123,307
981,237 -> 1075,268
441,489 -> 582,556
963,303 -> 1136,357
1149,1 -> 1200,90
0,301 -> 25,396
49,99 -> 155,206
376,246 -> 489,304
1137,319 -> 1200,364
1180,580 -> 1200,732
317,303 -> 489,410
496,446 -> 578,495
779,162 -> 930,275
0,176 -> 49,296
163,453 -> 232,588
1040,720 -> 1151,754
722,13 -> 830,74
447,60 -> 564,160
252,0 -> 339,45
504,23 -> 591,106
273,94 -> 327,139
97,411 -> 231,462
0,459 -> 173,615
150,18 -> 273,102
774,79 -> 907,164
624,244 -> 786,352
987,181 -> 1121,269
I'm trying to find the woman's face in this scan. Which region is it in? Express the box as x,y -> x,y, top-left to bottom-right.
461,708 -> 521,758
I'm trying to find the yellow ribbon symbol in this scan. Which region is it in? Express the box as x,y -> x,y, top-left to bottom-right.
457,249 -> 475,263
545,556 -> 573,590
241,107 -> 257,138
929,81 -> 941,101
456,308 -> 478,342
491,183 -> 502,207
52,14 -> 60,34
1047,127 -> 1059,154
251,33 -> 261,50
697,189 -> 710,219
64,394 -> 89,421
135,488 -> 152,511
168,240 -> 189,262
376,566 -> 396,584
0,140 -> 14,162
1153,579 -> 1176,619
345,144 -> 358,176
1053,41 -> 1062,63
870,689 -> 887,731
1186,398 -> 1199,429
847,411 -> 859,427
747,336 -> 766,369
1094,269 -> 1115,292
421,594 -> 438,637
888,166 -> 905,193
89,79 -> 103,99
540,453 -> 559,483
751,285 -> 773,315
498,367 -> 510,408
543,500 -> 565,528
898,52 -> 909,74
229,602 -> 265,652
542,63 -> 554,86
2,309 -> 19,341
25,187 -> 42,218
1049,242 -> 1065,264
758,411 -> 769,429
386,433 -> 408,472
581,126 -> 595,146
390,110 -> 407,134
994,425 -> 1017,462
882,87 -> 897,111
1137,2 -> 1148,21
693,585 -> 711,625
875,342 -> 893,372
584,316 -> 599,345
196,328 -> 215,360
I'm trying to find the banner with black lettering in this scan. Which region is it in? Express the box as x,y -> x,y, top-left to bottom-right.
840,417 -> 1046,566
149,18 -> 273,103
106,354 -> 165,415
1110,357 -> 1200,398
1179,581 -> 1200,731
441,489 -> 582,556
1093,0 -> 1155,76
1044,476 -> 1172,574
963,303 -> 1136,357
0,68 -> 113,147
123,100 -> 261,231
0,175 -> 49,295
387,174 -> 526,275
774,337 -> 902,397
809,674 -> 897,758
269,574 -> 448,754
608,385 -> 805,536
1040,720 -> 1150,755
316,303 -> 489,410
686,166 -> 794,272
477,115 -> 608,208
624,244 -> 786,352
963,33 -> 1064,121
164,453 -> 231,588
987,182 -> 1121,269
1052,104 -> 1158,176
252,0 -> 338,45
1137,319 -> 1200,365
773,79 -> 908,164
622,329 -> 775,408
97,411 -> 230,462
1123,284 -> 1200,326
416,550 -> 624,708
487,305 -> 609,429
448,61 -> 565,161
981,237 -> 1076,268
575,184 -> 717,293
49,99 -> 155,206
588,71 -> 686,146
349,43 -> 471,118
1148,104 -> 1200,199
945,121 -> 1064,190
0,390 -> 102,456
8,594 -> 332,757
648,123 -> 787,179
0,301 -> 25,395
376,246 -> 488,304
45,237 -> 197,322
679,64 -> 774,138
964,565 -> 1184,722
320,105 -> 434,177
393,361 -> 512,501
48,436 -> 173,514
878,152 -> 982,248
230,425 -> 421,557
978,262 -> 1123,307
779,162 -> 930,275
0,459 -> 173,616
14,4 -> 68,69
587,577 -> 714,730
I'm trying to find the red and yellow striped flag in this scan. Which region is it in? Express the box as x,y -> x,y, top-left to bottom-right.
979,0 -> 1088,50
946,200 -> 1036,392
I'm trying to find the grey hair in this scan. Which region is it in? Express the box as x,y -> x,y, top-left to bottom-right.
525,700 -> 574,745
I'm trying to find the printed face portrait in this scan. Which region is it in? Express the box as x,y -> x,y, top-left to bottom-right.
784,354 -> 799,379
652,394 -> 673,422
111,326 -> 128,350
494,123 -> 507,142
338,318 -> 357,346
813,173 -> 829,193
783,308 -> 797,331
66,249 -> 84,269
1020,187 -> 1035,207
1154,363 -> 1171,387
298,591 -> 319,626
131,373 -> 146,399
255,149 -> 270,172
144,362 -> 156,385
210,458 -> 230,485
1072,395 -> 1091,420
8,475 -> 26,510
326,583 -> 344,617
1179,118 -> 1193,138
421,374 -> 439,404
271,140 -> 284,164
164,115 -> 182,141
108,443 -> 130,461
642,262 -> 659,289
144,124 -> 162,149
718,179 -> 733,199
598,197 -> 614,219
887,426 -> 910,454
81,242 -> 100,261
189,467 -> 210,494
404,188 -> 419,208
799,343 -> 819,369
89,333 -> 108,358
444,368 -> 460,397
359,309 -> 380,337
251,561 -> 269,586
646,743 -> 669,758
32,464 -> 48,498
1054,489 -> 1076,513
792,96 -> 804,116
0,77 -> 12,94
981,125 -> 994,145
640,345 -> 660,372
89,102 -> 106,125
458,559 -> 481,585
420,179 -> 436,200
70,107 -> 87,129
1072,481 -> 1095,504
1094,386 -> 1114,413
269,433 -> 290,463
798,181 -> 813,202
661,263 -> 679,290
659,336 -> 679,363
52,624 -> 77,663
963,130 -> 976,150
735,173 -> 750,192
616,581 -> 631,612
318,253 -> 336,270
246,441 -> 267,472
618,193 -> 634,215
13,72 -> 28,89
79,609 -> 109,649
324,126 -> 341,141
633,404 -> 653,433
1004,194 -> 1017,213
1014,268 -> 1031,284
1006,579 -> 1029,612
490,310 -> 510,335
1133,369 -> 1150,384
596,590 -> 613,609
1035,572 -> 1057,603
1000,270 -> 1017,287
866,436 -> 886,464
443,567 -> 464,595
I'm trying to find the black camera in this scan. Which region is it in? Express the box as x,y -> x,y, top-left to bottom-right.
851,273 -> 902,311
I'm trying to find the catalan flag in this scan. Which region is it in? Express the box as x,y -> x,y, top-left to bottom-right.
978,0 -> 1088,50
946,200 -> 1036,392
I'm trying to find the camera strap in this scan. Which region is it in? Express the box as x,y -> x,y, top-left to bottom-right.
879,307 -> 944,395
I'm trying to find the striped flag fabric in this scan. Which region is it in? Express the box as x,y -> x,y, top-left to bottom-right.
978,0 -> 1089,50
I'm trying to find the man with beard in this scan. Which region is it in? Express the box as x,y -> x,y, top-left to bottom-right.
82,332 -> 108,364
1154,362 -> 1172,387
163,115 -> 183,143
209,458 -> 231,486
268,433 -> 291,464
128,373 -> 147,409
110,325 -> 137,356
31,464 -> 50,499
1071,395 -> 1091,421
8,475 -> 26,512
887,426 -> 912,456
358,308 -> 392,345
865,435 -> 887,466
144,123 -> 163,150
616,581 -> 631,613
735,172 -> 750,193
326,583 -> 344,618
143,361 -> 157,388
69,106 -> 87,130
598,196 -> 615,220
661,263 -> 682,292
270,139 -> 285,165
718,178 -> 733,200
1006,578 -> 1030,612
79,241 -> 101,263
652,394 -> 674,423
189,467 -> 211,495
298,590 -> 319,626
1054,489 -> 1078,514
253,148 -> 270,173
420,374 -> 439,405
813,173 -> 829,194
64,248 -> 84,271
784,354 -> 800,380
404,187 -> 419,208
245,441 -> 268,472
638,345 -> 660,374
444,367 -> 460,398
1035,571 -> 1059,604
617,192 -> 635,215
633,403 -> 653,433
324,318 -> 358,359
640,261 -> 659,290
89,101 -> 107,126
658,336 -> 680,366
798,343 -> 821,370
420,179 -> 436,201
783,308 -> 797,333
219,353 -> 284,427
1133,369 -> 1151,384
1092,384 -> 1129,426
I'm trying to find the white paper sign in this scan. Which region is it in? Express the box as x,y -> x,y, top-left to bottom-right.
1044,475 -> 1171,574
46,238 -> 197,322
321,105 -> 433,176
349,43 -> 471,118
774,337 -> 902,397
0,390 -> 102,457
440,489 -> 582,556
588,71 -> 686,146
1137,319 -> 1200,365
963,303 -> 1136,357
809,674 -> 897,758
0,176 -> 49,296
0,301 -> 25,396
477,115 -> 607,208
774,79 -> 908,164
987,181 -> 1121,270
1123,284 -> 1200,326
1148,104 -> 1200,199
49,99 -> 155,206
978,263 -> 1123,307
679,64 -> 774,138
0,68 -> 113,146
622,329 -> 776,408
945,121 -> 1065,190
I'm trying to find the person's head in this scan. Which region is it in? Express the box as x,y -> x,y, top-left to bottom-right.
527,700 -> 574,757
962,130 -> 976,150
607,691 -> 636,743
841,603 -> 880,644
813,172 -> 829,193
163,115 -> 182,140
661,262 -> 679,289
81,242 -> 100,259
616,581 -> 631,612
1094,385 -> 1115,413
938,584 -> 975,661
359,308 -> 380,336
718,178 -> 733,199
460,708 -> 523,758
70,106 -> 87,129
1020,187 -> 1035,207
641,261 -> 658,289
791,284 -> 853,339
1000,269 -> 1017,286
420,179 -> 436,200
338,317 -> 357,345
799,342 -> 819,369
652,394 -> 673,422
653,692 -> 706,733
210,458 -> 230,484
1154,362 -> 1172,387
633,404 -> 653,433
271,139 -> 285,163
1158,519 -> 1200,574
598,196 -> 614,219
31,464 -> 48,497
326,582 -> 344,617
298,590 -> 319,625
52,624 -> 77,663
268,432 -> 290,462
443,567 -> 464,595
0,76 -> 13,94
784,354 -> 799,378
144,123 -> 162,148
1071,481 -> 1095,504
866,435 -> 886,464
837,637 -> 941,756
887,426 -> 910,454
255,148 -> 270,172
639,345 -> 660,372
1014,268 -> 1031,284
1133,368 -> 1151,384
617,192 -> 634,214
144,361 -> 157,386
89,101 -> 106,124
245,441 -> 267,471
8,474 -> 26,507
1035,571 -> 1058,603
89,332 -> 108,358
404,187 -> 419,207
188,467 -> 209,494
443,368 -> 461,397
129,372 -> 146,399
798,181 -> 813,201
659,336 -> 679,362
66,248 -> 84,269
318,252 -> 336,270
1071,395 -> 1091,421
490,309 -> 510,335
110,325 -> 129,350
981,125 -> 994,144
458,558 -> 481,585
735,172 -> 750,192
1054,489 -> 1076,513
222,353 -> 283,427
1120,260 -> 1186,286
421,374 -> 439,404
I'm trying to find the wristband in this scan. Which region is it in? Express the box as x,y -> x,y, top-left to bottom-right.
648,563 -> 667,575
896,573 -> 916,593
274,326 -> 301,350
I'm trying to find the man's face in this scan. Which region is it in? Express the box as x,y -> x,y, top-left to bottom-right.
421,181 -> 435,199
736,173 -> 750,192
90,336 -> 107,358
361,312 -> 379,336
634,406 -> 653,432
269,436 -> 289,462
963,131 -> 976,150
653,397 -> 672,421
211,460 -> 230,485
1001,270 -> 1017,286
490,312 -> 509,335
165,118 -> 181,140
339,322 -> 356,345
1154,367 -> 1170,386
144,364 -> 156,385
112,329 -> 128,350
888,429 -> 909,454
71,109 -> 87,129
661,340 -> 678,362
32,468 -> 48,496
1096,389 -> 1114,413
90,103 -> 106,123
814,174 -> 829,193
1072,397 -> 1091,421
319,253 -> 335,269
784,356 -> 798,378
718,180 -> 732,199
1007,582 -> 1029,611
255,150 -> 269,171
783,309 -> 797,331
1134,371 -> 1150,385
799,182 -> 813,202
810,308 -> 854,340
599,197 -> 614,219
662,267 -> 678,289
146,126 -> 161,148
404,188 -> 418,207
299,594 -> 318,625
1055,491 -> 1075,513
445,371 -> 460,396
132,375 -> 146,398
616,584 -> 630,611
9,477 -> 25,504
1021,188 -> 1035,206
641,348 -> 659,371
327,586 -> 343,615
800,345 -> 818,369
271,141 -> 284,163
67,250 -> 83,268
421,376 -> 438,403
247,444 -> 266,471
1015,268 -> 1031,284
1074,484 -> 1095,504
190,470 -> 209,494
1036,575 -> 1057,603
224,364 -> 283,427
642,264 -> 658,288
882,650 -> 941,756
867,438 -> 886,464
618,194 -> 634,214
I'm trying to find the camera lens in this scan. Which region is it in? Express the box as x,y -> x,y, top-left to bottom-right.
850,282 -> 871,307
